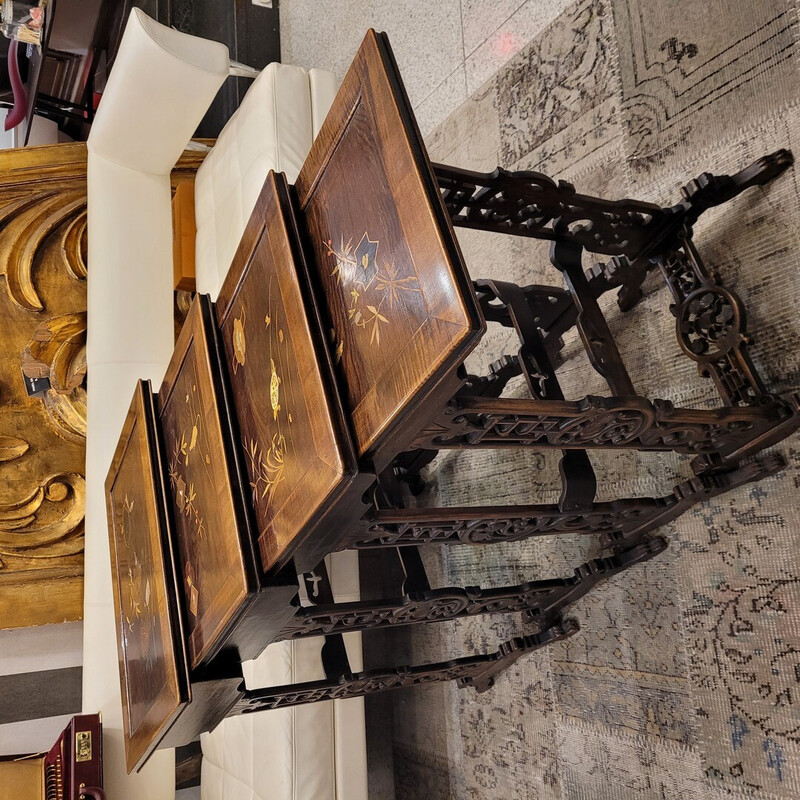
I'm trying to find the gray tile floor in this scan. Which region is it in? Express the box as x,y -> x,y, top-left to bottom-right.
280,0 -> 561,137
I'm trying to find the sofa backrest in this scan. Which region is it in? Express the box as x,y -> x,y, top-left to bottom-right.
193,65 -> 337,298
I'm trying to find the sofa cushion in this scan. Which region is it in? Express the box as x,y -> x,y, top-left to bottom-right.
86,158 -> 176,368
194,63 -> 336,298
200,552 -> 368,800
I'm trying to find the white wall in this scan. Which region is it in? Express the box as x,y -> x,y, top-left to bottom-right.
0,621 -> 82,755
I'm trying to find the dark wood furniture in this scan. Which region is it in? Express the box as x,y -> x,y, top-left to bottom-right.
13,0 -> 126,143
105,28 -> 800,773
106,375 -> 580,772
289,30 -> 796,561
106,382 -> 192,772
104,174 -> 580,772
213,171 -> 369,577
106,380 -> 254,773
19,0 -> 56,145
282,29 -> 791,616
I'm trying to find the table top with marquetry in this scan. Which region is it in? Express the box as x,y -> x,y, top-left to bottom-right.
215,170 -> 359,576
295,28 -> 484,469
105,381 -> 190,774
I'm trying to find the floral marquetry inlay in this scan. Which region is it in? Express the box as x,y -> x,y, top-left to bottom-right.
231,277 -> 294,519
325,232 -> 421,345
105,382 -> 189,773
214,171 -> 355,575
167,389 -> 206,547
295,31 -> 482,461
158,298 -> 250,669
118,495 -> 153,648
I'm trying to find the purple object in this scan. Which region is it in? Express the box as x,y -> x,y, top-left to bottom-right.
5,39 -> 28,131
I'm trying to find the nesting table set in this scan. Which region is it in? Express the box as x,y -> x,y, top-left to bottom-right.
105,30 -> 800,771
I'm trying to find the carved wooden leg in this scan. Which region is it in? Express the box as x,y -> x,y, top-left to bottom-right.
437,152 -> 793,321
232,620 -> 579,712
650,233 -> 800,473
349,454 -> 783,549
549,241 -> 636,396
279,537 -> 666,640
589,151 -> 794,311
470,278 -> 597,512
660,235 -> 767,405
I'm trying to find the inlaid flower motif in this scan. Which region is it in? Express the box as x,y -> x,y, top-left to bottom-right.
124,556 -> 147,632
270,358 -> 281,420
169,432 -> 205,538
375,261 -> 422,308
119,496 -> 153,651
232,307 -> 247,373
323,230 -> 420,348
120,494 -> 135,544
246,433 -> 287,509
325,235 -> 356,284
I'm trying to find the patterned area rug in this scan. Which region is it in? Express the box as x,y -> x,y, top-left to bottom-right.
365,2 -> 800,799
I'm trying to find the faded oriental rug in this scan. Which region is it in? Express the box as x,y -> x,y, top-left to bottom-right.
364,2 -> 800,799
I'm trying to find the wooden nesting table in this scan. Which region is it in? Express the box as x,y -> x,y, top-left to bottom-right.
107,29 -> 799,772
107,171 -> 574,772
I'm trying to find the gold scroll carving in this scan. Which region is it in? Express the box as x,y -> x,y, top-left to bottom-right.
0,143 -> 208,629
0,143 -> 88,629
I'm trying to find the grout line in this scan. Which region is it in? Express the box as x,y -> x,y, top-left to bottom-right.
458,0 -> 467,62
412,61 -> 465,110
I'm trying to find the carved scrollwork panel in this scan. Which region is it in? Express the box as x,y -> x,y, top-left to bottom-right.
0,473 -> 85,558
0,145 -> 205,628
433,163 -> 665,259
412,393 -> 786,460
657,243 -> 771,408
236,622 -> 579,711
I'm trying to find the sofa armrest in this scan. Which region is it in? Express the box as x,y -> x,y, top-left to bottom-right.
88,9 -> 228,176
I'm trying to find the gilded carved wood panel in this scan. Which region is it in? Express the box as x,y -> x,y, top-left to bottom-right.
0,143 -> 89,629
0,143 -> 208,630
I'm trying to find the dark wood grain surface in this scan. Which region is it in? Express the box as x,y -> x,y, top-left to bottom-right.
215,172 -> 358,574
158,299 -> 252,670
295,29 -> 484,468
105,381 -> 190,774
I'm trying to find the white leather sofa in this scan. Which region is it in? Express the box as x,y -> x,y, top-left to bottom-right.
83,10 -> 367,800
